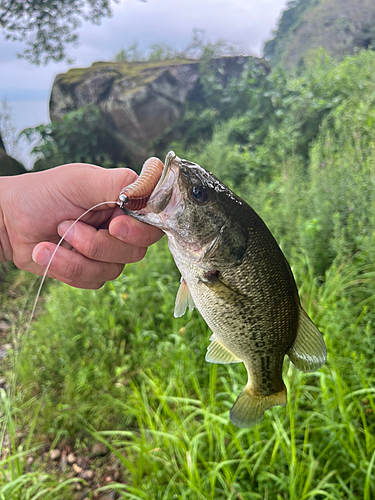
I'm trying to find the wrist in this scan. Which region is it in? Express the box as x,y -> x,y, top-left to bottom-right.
0,176 -> 13,263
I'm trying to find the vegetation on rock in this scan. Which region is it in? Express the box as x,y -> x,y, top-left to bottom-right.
264,0 -> 375,67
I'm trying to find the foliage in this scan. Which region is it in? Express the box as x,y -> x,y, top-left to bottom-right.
170,50 -> 357,184
22,105 -> 119,170
264,0 -> 319,64
153,57 -> 271,163
114,42 -> 149,63
165,50 -> 375,190
179,51 -> 375,273
4,37 -> 375,499
114,41 -> 180,63
0,390 -> 82,499
183,29 -> 245,60
12,240 -> 375,498
0,0 -> 119,65
114,29 -> 246,63
257,51 -> 375,275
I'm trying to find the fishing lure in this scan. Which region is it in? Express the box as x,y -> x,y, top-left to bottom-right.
119,157 -> 164,210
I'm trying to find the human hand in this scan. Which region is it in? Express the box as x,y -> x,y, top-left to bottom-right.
0,163 -> 163,288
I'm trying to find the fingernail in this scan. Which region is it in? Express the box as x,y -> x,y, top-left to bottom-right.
32,247 -> 52,266
110,221 -> 129,241
58,222 -> 74,243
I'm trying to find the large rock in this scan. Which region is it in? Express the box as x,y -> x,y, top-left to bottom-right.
49,57 -> 258,167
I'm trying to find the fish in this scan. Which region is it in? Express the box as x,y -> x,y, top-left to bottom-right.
120,151 -> 327,428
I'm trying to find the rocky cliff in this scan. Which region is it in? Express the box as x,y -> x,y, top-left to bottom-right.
49,56 -> 258,167
264,0 -> 375,68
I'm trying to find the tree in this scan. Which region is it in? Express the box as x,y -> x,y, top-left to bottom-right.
0,0 -> 124,65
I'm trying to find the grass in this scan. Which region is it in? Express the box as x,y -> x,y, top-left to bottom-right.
0,237 -> 373,499
58,58 -> 197,86
3,45 -> 375,499
84,358 -> 374,499
0,390 -> 84,499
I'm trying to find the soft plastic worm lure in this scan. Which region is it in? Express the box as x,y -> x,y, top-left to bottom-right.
119,157 -> 164,210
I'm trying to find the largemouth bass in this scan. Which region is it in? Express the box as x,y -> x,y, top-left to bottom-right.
120,151 -> 326,428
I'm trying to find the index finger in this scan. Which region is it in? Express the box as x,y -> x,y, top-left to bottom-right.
109,214 -> 164,248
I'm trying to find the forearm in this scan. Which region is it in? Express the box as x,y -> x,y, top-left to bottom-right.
0,176 -> 13,263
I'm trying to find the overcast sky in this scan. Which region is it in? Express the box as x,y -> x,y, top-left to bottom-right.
0,0 -> 288,167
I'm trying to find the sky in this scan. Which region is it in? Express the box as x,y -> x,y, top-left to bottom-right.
0,0 -> 288,168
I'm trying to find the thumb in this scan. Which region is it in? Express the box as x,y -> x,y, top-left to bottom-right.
100,166 -> 138,206
56,164 -> 139,209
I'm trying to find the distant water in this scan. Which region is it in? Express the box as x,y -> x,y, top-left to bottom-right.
4,99 -> 49,170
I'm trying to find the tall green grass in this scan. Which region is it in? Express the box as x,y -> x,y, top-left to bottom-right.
8,238 -> 374,499
0,390 -> 83,499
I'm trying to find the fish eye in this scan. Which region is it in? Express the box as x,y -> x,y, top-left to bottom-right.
190,184 -> 209,204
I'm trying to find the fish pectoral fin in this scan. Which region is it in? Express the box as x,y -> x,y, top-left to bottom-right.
205,335 -> 242,364
229,385 -> 287,428
287,306 -> 327,372
174,277 -> 195,318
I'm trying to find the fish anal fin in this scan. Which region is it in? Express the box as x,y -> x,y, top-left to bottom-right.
288,307 -> 327,373
229,385 -> 287,428
174,278 -> 195,318
205,336 -> 242,364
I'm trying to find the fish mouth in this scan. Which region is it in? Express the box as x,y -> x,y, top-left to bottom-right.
121,151 -> 183,229
147,151 -> 179,214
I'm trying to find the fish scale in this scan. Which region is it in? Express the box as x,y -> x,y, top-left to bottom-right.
123,151 -> 327,427
183,267 -> 290,396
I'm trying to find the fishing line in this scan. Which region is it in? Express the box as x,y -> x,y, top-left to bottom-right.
27,200 -> 120,331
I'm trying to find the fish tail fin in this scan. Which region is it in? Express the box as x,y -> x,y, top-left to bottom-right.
229,385 -> 287,428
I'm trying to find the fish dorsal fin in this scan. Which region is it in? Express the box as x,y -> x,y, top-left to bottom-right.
206,334 -> 242,364
174,277 -> 195,318
287,306 -> 327,372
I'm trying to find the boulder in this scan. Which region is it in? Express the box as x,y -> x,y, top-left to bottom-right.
49,57 -> 259,167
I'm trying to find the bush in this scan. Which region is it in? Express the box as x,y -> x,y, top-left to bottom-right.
22,105 -> 120,171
